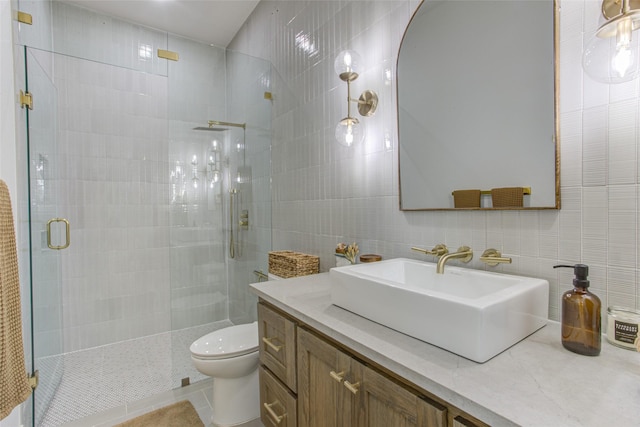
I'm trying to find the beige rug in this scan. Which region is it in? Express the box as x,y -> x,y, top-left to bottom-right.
115,400 -> 204,427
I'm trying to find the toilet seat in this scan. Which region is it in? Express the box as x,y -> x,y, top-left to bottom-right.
190,321 -> 258,360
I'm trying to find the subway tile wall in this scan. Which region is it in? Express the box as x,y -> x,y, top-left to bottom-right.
230,0 -> 640,323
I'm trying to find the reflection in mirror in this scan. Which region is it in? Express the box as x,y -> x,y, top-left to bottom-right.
398,0 -> 559,210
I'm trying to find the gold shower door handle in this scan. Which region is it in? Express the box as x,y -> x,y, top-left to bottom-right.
46,218 -> 70,250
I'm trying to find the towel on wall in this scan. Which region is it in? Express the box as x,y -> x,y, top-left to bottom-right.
0,180 -> 31,420
452,189 -> 481,208
491,187 -> 524,208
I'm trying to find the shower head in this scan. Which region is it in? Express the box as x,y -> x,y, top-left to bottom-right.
193,127 -> 229,132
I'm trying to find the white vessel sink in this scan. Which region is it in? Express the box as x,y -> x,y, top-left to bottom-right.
329,258 -> 548,362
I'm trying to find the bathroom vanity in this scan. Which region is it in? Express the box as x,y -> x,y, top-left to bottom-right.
251,273 -> 640,427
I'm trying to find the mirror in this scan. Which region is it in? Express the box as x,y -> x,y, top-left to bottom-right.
397,0 -> 559,210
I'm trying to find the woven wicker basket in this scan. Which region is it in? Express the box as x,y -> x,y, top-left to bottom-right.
268,251 -> 319,278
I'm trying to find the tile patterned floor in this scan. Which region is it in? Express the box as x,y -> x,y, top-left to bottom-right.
38,321 -> 244,426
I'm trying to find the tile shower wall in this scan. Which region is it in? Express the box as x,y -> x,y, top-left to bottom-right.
52,51 -> 172,351
19,2 -> 233,352
230,0 -> 640,322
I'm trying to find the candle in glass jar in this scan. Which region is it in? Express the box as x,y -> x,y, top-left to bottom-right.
606,306 -> 640,351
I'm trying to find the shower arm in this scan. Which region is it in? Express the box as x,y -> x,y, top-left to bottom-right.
208,120 -> 245,129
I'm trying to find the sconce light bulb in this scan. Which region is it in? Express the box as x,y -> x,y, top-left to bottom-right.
335,117 -> 364,147
344,52 -> 352,69
191,155 -> 197,165
345,126 -> 354,146
211,139 -> 219,151
613,45 -> 632,77
335,50 -> 361,81
613,18 -> 634,77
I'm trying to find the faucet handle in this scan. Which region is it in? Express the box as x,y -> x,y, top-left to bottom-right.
411,244 -> 449,257
480,248 -> 512,266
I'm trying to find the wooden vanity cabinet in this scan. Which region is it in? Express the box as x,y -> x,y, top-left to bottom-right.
298,327 -> 447,427
260,366 -> 297,427
258,302 -> 297,392
257,301 -> 488,427
258,302 -> 298,426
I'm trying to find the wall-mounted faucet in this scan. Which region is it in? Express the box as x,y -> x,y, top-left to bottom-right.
436,246 -> 473,274
411,244 -> 449,257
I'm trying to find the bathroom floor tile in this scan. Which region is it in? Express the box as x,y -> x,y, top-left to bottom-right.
42,320 -> 232,426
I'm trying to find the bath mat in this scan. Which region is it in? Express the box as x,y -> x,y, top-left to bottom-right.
115,400 -> 204,427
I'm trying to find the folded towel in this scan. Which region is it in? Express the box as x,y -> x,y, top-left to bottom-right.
452,189 -> 481,208
0,180 -> 31,420
491,187 -> 524,208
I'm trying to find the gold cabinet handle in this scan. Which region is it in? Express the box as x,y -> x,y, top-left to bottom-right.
329,370 -> 344,383
262,337 -> 283,352
263,401 -> 285,424
344,380 -> 360,395
46,218 -> 70,250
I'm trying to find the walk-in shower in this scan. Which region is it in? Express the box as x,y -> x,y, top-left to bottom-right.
14,3 -> 272,425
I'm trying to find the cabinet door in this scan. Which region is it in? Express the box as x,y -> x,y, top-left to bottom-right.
259,302 -> 298,392
260,366 -> 297,427
298,328 -> 354,427
356,364 -> 447,427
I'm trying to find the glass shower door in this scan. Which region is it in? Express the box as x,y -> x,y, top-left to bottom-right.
23,47 -> 66,427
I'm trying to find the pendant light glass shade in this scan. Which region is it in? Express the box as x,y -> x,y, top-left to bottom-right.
334,50 -> 362,81
335,117 -> 364,147
583,1 -> 640,83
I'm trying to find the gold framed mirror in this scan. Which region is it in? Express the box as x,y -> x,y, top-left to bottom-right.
397,0 -> 560,210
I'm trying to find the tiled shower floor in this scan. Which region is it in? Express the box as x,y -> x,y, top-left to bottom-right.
40,321 -> 232,426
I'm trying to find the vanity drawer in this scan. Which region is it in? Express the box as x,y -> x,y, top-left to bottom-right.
260,366 -> 297,427
258,302 -> 297,392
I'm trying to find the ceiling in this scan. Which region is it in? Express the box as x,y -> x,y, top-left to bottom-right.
60,0 -> 261,47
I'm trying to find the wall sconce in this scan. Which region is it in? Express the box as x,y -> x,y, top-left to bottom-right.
334,50 -> 378,146
583,0 -> 640,83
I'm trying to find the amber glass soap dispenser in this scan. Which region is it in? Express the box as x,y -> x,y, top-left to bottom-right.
554,264 -> 601,356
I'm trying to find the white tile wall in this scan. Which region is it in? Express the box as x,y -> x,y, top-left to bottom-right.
230,0 -> 640,323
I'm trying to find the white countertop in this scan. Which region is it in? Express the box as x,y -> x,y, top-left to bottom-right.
250,273 -> 640,427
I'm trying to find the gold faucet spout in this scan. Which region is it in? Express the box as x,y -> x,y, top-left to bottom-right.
436,246 -> 473,274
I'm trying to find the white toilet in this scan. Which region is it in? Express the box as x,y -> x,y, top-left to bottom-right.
190,322 -> 260,427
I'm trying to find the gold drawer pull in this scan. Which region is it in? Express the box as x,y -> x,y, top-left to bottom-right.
263,400 -> 285,424
262,337 -> 283,352
344,380 -> 360,395
329,370 -> 344,383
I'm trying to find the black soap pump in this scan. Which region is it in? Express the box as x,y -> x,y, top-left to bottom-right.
554,264 -> 601,356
